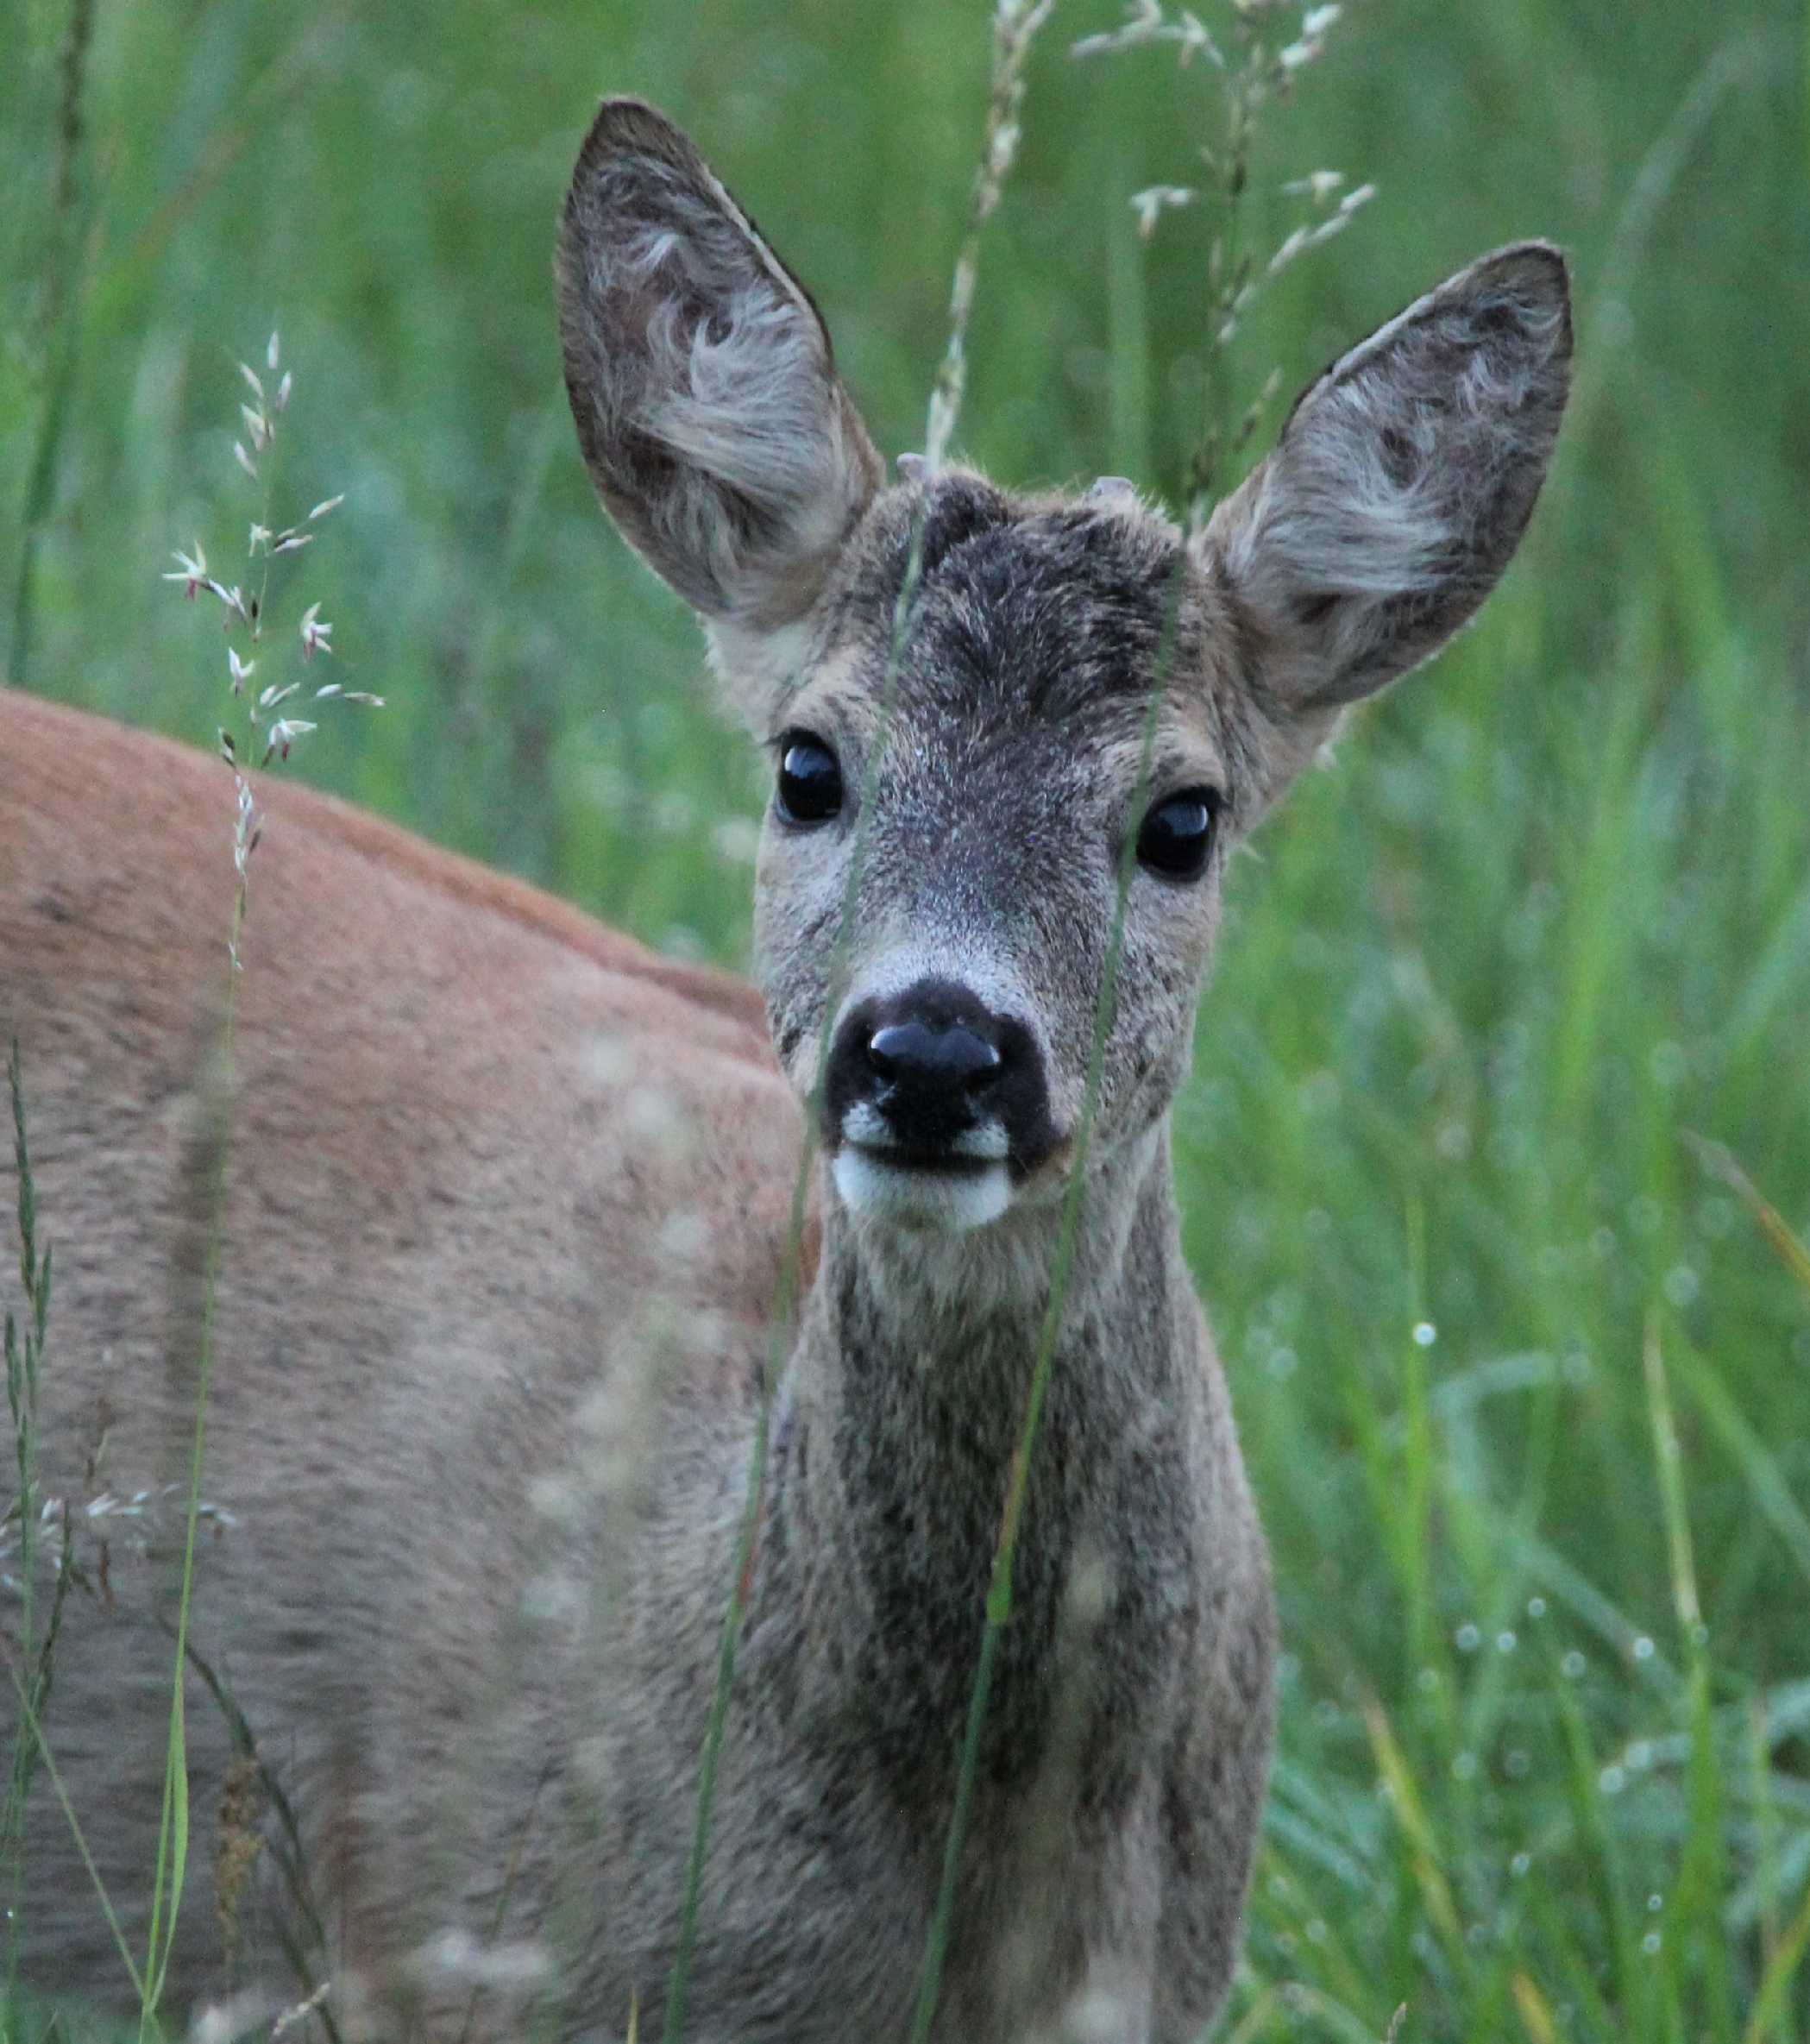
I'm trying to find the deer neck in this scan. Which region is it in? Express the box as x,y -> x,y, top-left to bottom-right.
754,1123 -> 1201,1805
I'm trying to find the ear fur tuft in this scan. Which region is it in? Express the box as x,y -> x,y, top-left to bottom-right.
1207,242 -> 1572,714
557,98 -> 882,722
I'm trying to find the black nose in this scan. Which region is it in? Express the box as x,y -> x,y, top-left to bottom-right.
867,1018 -> 1002,1096
823,976 -> 1053,1170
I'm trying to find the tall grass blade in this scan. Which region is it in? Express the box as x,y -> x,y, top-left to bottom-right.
8,1670 -> 143,2003
7,0 -> 97,689
661,14 -> 1054,2036
909,565 -> 1180,2044
1685,1135 -> 1810,1299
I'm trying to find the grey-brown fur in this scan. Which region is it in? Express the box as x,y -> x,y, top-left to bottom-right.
4,96 -> 1568,2041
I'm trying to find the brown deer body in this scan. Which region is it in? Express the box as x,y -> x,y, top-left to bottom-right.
2,100 -> 1568,2041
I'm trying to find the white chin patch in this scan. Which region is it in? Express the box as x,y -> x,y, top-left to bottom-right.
831,1149 -> 1014,1234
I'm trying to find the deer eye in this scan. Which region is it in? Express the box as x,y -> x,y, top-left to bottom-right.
1135,789 -> 1219,881
775,733 -> 844,827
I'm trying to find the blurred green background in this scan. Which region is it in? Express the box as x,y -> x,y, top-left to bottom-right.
4,0 -> 1809,2036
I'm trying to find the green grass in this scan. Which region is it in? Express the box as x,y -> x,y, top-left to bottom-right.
3,0 -> 1809,2036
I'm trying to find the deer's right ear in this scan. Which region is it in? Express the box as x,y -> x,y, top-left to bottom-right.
557,99 -> 883,723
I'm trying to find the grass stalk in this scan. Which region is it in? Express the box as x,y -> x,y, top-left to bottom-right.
907,557 -> 1183,2043
7,0 -> 97,689
1643,1317 -> 1735,2039
4,1041 -> 59,2002
5,1039 -> 52,1811
659,12 -> 1056,2037
138,887 -> 243,2030
8,1669 -> 143,2004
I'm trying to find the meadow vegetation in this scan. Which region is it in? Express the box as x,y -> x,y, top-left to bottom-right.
3,0 -> 1808,2036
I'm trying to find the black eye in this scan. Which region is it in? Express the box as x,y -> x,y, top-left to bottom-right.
775,732 -> 844,827
1135,789 -> 1219,881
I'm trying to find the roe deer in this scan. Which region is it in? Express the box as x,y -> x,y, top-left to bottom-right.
1,97 -> 1569,2043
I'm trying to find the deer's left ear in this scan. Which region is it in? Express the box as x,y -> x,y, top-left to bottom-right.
1203,242 -> 1572,715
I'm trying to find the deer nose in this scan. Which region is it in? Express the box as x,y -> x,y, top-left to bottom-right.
823,976 -> 1046,1166
866,1019 -> 1002,1096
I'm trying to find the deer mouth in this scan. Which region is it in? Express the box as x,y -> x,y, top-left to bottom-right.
853,1148 -> 996,1176
839,1105 -> 1009,1173
830,1130 -> 1014,1232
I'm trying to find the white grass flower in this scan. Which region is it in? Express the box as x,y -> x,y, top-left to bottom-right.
299,603 -> 333,658
165,545 -> 251,621
263,719 -> 316,763
268,1983 -> 333,2038
1283,169 -> 1346,204
1074,3 -> 1222,66
1303,4 -> 1341,35
172,336 -> 374,910
232,772 -> 261,891
1264,180 -> 1373,278
1131,185 -> 1197,238
1266,224 -> 1311,275
165,544 -> 210,597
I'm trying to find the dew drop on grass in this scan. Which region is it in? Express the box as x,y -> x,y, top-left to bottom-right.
1411,1319 -> 1436,1348
1526,1594 -> 1547,1618
1662,1264 -> 1700,1307
1632,1635 -> 1655,1662
1417,1665 -> 1440,1693
1451,1751 -> 1477,1783
1562,1650 -> 1587,1678
1455,1621 -> 1480,1651
1647,1892 -> 1663,1913
1510,1851 -> 1532,1877
1599,1764 -> 1626,1795
1642,1930 -> 1662,1956
1649,1040 -> 1689,1086
1497,1630 -> 1518,1653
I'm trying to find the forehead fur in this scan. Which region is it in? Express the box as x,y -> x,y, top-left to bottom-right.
805,470 -> 1269,807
